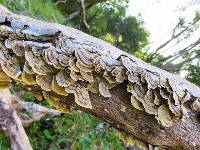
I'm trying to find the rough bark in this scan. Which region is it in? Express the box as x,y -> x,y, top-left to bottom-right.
7,90 -> 61,127
0,5 -> 200,149
0,89 -> 33,150
0,88 -> 61,149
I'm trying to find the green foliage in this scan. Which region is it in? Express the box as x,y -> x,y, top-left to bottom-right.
186,63 -> 200,87
134,49 -> 148,61
21,91 -> 51,108
27,111 -> 125,150
184,49 -> 200,86
0,0 -> 65,23
0,90 -> 126,150
0,133 -> 10,150
84,3 -> 149,54
21,92 -> 36,102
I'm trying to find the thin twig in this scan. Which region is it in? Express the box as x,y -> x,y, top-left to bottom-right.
77,0 -> 90,29
55,0 -> 67,5
64,11 -> 80,25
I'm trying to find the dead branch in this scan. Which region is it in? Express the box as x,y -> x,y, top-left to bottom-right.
77,0 -> 90,29
0,89 -> 33,150
156,37 -> 200,67
9,94 -> 61,127
147,20 -> 198,62
0,5 -> 200,149
55,0 -> 67,5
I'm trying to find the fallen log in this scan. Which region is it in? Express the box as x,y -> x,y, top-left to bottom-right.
0,4 -> 199,149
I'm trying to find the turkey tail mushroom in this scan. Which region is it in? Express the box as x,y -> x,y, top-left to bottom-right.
0,4 -> 200,129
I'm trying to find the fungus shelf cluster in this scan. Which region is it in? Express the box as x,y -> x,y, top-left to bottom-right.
0,6 -> 199,129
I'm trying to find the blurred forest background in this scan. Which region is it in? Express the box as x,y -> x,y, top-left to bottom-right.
0,0 -> 199,150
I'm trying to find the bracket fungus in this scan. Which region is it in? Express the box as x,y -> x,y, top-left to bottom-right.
0,4 -> 199,135
0,5 -> 200,149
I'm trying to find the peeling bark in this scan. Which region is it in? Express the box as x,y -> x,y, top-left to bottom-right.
0,5 -> 200,149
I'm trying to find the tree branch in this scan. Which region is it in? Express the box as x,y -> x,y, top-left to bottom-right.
147,20 -> 198,62
9,93 -> 61,127
77,0 -> 90,29
0,5 -> 200,149
156,37 -> 200,67
64,2 -> 97,25
0,88 -> 62,149
0,89 -> 33,150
